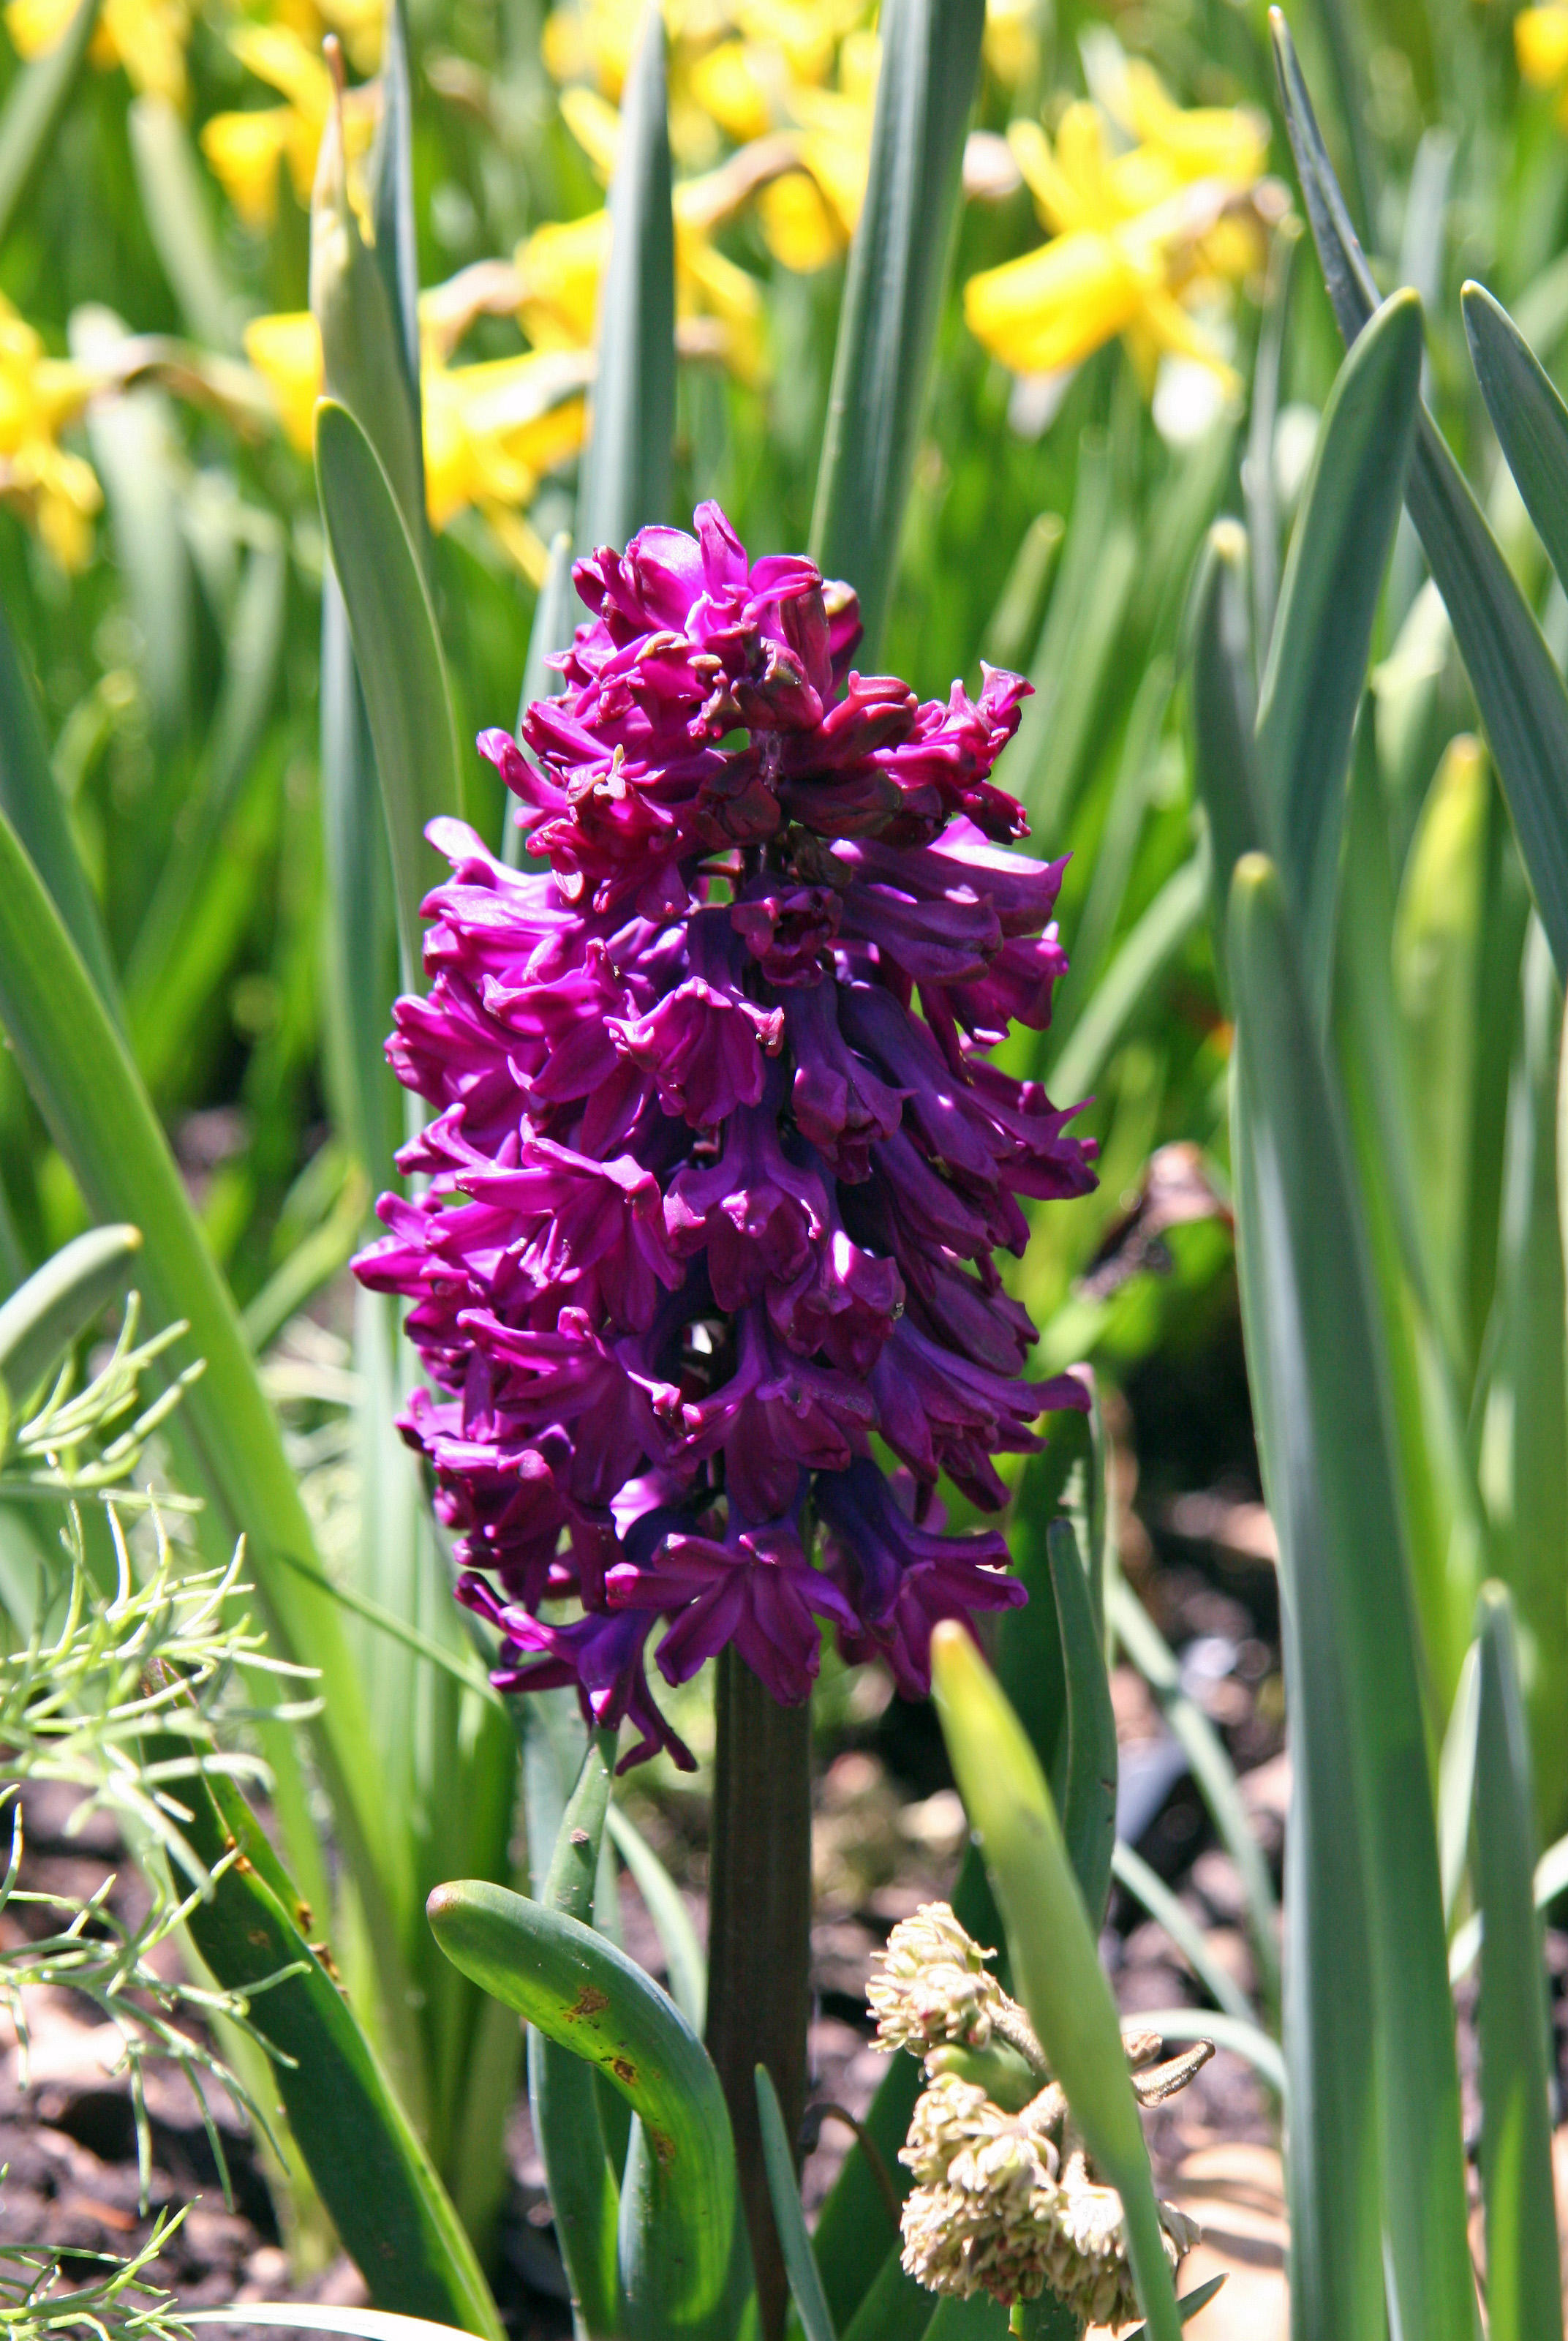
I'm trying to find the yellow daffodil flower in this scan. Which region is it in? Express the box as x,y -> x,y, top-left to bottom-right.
965,68 -> 1275,399
6,0 -> 190,106
0,298 -> 105,571
242,311 -> 587,580
1517,2 -> 1568,117
202,20 -> 377,230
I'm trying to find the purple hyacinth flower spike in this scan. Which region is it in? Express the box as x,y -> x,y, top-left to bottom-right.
354,502 -> 1097,1766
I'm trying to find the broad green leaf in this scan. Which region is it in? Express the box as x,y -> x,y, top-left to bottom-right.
529,1736 -> 622,2340
578,3 -> 674,552
607,1803 -> 706,2034
369,0 -> 423,497
1047,848 -> 1208,1107
1188,519 -> 1262,981
0,800 -> 409,1972
1472,1585 -> 1564,2341
1392,736 -> 1526,1383
318,568 -> 399,1183
1256,288 -> 1422,1031
1109,1842 -> 1254,2025
930,1623 -> 1183,2341
1464,283 -> 1568,600
426,1879 -> 753,2341
127,97 -> 244,353
1229,852 -> 1477,2341
1333,724 -> 1487,1709
808,0 -> 984,661
177,1768 -> 502,2339
1483,923 -> 1568,1831
0,1224 -> 142,1409
1273,10 -> 1568,982
1047,1518 -> 1116,1926
310,89 -> 423,546
0,597 -> 117,1015
1243,222 -> 1302,650
0,0 -> 100,247
314,400 -> 463,985
755,2067 -> 837,2341
981,512 -> 1063,673
79,366 -> 193,749
126,526 -> 288,1089
1109,1582 -> 1280,2014
1063,657 -> 1176,1008
1450,1828 -> 1568,1980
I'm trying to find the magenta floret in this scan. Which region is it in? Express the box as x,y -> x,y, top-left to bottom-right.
354,503 -> 1097,1766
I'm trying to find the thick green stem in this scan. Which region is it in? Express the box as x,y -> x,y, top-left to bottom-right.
705,1646 -> 813,2341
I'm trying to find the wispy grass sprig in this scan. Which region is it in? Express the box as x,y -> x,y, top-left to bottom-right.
0,2196 -> 197,2341
1,1296 -> 205,1511
0,1511 -> 320,1880
0,1790 -> 305,2208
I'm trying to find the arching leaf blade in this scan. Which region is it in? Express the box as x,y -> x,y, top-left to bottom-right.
808,0 -> 985,661
1471,1584 -> 1564,2341
1256,288 -> 1422,1029
314,399 -> 463,985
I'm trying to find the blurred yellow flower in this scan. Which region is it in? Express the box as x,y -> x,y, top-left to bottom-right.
754,23 -> 875,268
965,67 -> 1273,395
0,298 -> 105,571
242,310 -> 587,579
1517,2 -> 1568,114
6,0 -> 191,107
543,0 -> 870,168
982,0 -> 1039,92
201,20 -> 377,229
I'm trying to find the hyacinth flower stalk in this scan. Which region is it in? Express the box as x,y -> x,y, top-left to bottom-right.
355,500 -> 1096,2324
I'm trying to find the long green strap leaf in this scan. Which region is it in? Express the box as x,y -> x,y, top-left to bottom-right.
1463,283 -> 1568,601
1471,1585 -> 1564,2341
577,3 -> 674,552
527,1736 -> 622,2340
315,400 -> 463,985
1256,287 -> 1422,1031
808,0 -> 984,661
1109,1581 -> 1280,2014
427,1880 -> 752,2341
1046,1518 -> 1116,1927
930,1624 -> 1183,2341
178,1770 -> 502,2339
0,595 -> 118,1015
606,1803 -> 706,2035
1229,852 -> 1477,2341
369,0 -> 425,516
1187,520 -> 1260,988
0,801 -> 406,1940
319,567 -> 399,1183
1109,1841 -> 1254,2026
0,1223 -> 142,1406
0,0 -> 100,247
1047,847 -> 1208,1106
755,2067 -> 837,2341
1273,9 -> 1568,981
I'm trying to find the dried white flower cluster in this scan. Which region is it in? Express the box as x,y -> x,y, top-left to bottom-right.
865,1900 -> 1010,2052
869,1902 -> 1207,2323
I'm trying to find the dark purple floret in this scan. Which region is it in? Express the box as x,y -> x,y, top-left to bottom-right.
354,502 -> 1097,1766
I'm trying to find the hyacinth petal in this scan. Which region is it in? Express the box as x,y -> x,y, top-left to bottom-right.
355,501 -> 1096,1760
